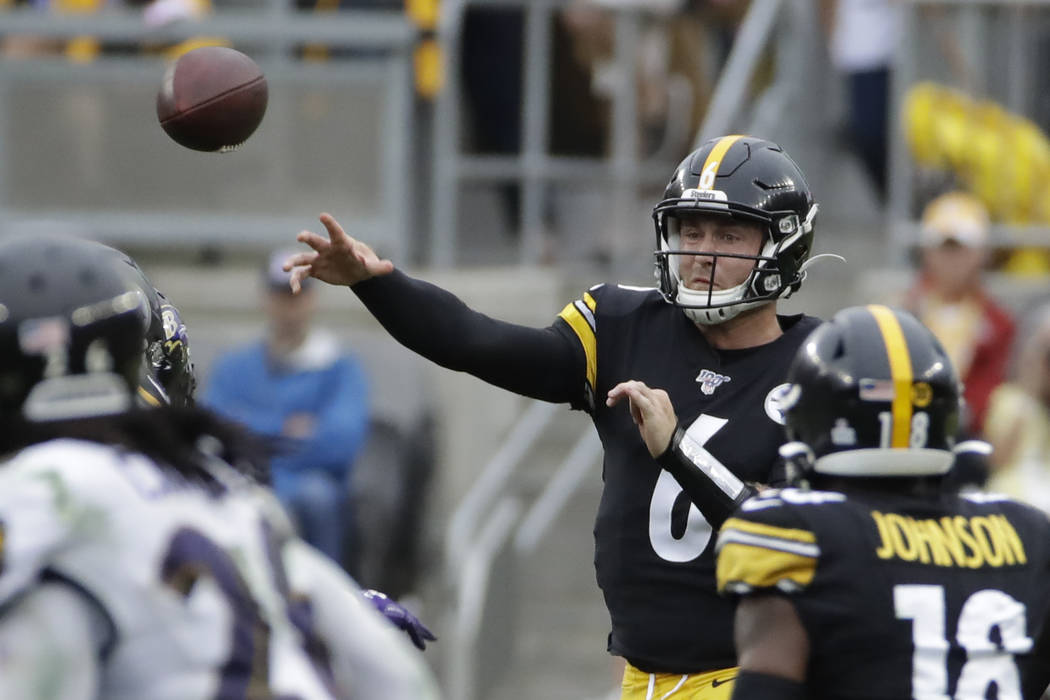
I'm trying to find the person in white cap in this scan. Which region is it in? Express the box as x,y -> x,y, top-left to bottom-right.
903,190 -> 1016,442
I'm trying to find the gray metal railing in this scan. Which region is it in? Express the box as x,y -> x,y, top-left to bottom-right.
513,429 -> 601,555
695,0 -> 782,145
888,0 -> 1050,264
442,401 -> 602,700
430,0 -> 677,268
446,496 -> 523,700
444,399 -> 558,582
0,6 -> 416,258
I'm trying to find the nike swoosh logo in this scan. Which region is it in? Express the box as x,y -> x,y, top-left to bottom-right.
711,676 -> 736,688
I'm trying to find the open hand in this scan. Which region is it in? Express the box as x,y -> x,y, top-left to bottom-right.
283,213 -> 395,293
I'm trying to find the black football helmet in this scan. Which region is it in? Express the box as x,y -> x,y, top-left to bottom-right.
0,235 -> 150,423
652,135 -> 818,325
100,245 -> 197,408
781,305 -> 961,477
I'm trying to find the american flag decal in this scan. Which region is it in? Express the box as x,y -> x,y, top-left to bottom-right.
18,317 -> 70,355
858,378 -> 895,402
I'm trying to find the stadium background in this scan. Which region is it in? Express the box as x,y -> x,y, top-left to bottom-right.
1,1 -> 1047,698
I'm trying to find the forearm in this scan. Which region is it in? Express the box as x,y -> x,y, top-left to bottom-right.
655,424 -> 755,529
352,270 -> 581,402
283,540 -> 441,700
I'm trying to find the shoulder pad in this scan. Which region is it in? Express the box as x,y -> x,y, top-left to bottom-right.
717,495 -> 823,596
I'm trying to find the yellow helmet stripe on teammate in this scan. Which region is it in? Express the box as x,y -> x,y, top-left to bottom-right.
698,135 -> 745,190
867,305 -> 913,448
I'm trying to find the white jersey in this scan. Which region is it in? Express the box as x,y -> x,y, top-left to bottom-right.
0,438 -> 340,700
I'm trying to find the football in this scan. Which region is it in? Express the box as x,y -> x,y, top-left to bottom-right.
156,46 -> 268,152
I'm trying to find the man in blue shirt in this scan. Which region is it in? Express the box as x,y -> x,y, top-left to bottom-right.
204,249 -> 371,564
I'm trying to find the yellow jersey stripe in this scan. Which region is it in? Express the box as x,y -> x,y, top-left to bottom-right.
558,302 -> 597,391
138,385 -> 163,407
699,135 -> 745,190
867,305 -> 913,448
722,517 -> 817,544
716,541 -> 818,592
583,291 -> 597,313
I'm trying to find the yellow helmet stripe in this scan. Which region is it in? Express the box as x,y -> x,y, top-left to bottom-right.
867,305 -> 913,448
698,135 -> 745,190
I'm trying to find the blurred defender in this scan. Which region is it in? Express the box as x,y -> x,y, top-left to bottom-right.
715,306 -> 1050,700
0,235 -> 439,700
285,135 -> 824,697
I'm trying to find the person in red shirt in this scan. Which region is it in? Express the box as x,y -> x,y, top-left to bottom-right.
903,191 -> 1015,438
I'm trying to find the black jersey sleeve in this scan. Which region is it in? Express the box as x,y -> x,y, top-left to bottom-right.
351,270 -> 585,403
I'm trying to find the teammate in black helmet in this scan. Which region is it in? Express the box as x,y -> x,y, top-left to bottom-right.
711,305 -> 1050,700
285,135 -> 828,698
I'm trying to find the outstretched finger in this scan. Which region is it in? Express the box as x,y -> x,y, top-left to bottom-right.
283,250 -> 317,271
289,265 -> 312,294
607,380 -> 642,407
319,212 -> 351,245
296,230 -> 331,253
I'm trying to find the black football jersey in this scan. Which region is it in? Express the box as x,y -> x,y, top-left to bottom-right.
554,283 -> 820,673
717,487 -> 1050,699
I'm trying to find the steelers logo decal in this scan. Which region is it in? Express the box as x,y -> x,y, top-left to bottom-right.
764,383 -> 794,425
911,382 -> 933,408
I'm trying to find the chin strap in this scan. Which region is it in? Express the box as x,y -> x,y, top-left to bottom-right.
783,253 -> 847,298
798,252 -> 847,276
953,440 -> 993,456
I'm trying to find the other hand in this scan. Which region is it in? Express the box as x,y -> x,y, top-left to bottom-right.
606,380 -> 677,457
362,589 -> 437,651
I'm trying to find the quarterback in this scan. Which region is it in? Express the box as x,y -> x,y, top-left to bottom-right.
286,135 -> 824,698
0,235 -> 440,699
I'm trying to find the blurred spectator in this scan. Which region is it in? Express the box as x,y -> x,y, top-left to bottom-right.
1,0 -> 216,60
460,5 -> 527,231
203,249 -> 371,565
458,1 -> 739,237
293,0 -> 404,61
560,0 -> 745,159
901,191 -> 1016,439
984,305 -> 1050,512
820,0 -> 902,200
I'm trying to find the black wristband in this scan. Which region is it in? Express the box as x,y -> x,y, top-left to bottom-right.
733,671 -> 806,700
655,423 -> 686,470
654,422 -> 754,529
